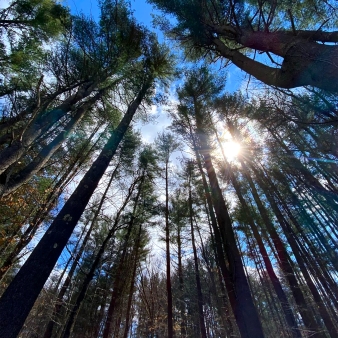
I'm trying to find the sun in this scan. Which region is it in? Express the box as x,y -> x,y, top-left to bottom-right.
220,140 -> 241,161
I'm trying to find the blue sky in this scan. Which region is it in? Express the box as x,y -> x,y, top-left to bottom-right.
66,0 -> 157,29
130,0 -> 157,27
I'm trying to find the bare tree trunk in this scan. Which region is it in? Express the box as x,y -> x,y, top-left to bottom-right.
177,220 -> 186,337
253,166 -> 338,338
193,139 -> 240,335
212,126 -> 301,337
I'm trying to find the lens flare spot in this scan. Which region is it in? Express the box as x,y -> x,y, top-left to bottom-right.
221,141 -> 241,161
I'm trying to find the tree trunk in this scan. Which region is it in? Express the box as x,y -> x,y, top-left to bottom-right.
198,220 -> 233,337
165,158 -> 174,338
212,30 -> 338,91
193,136 -> 240,335
271,168 -> 338,271
267,125 -> 338,207
239,158 -> 324,338
265,166 -> 338,305
61,174 -> 139,338
0,124 -> 104,278
194,111 -> 264,337
214,128 -> 301,337
0,82 -> 97,175
43,163 -> 119,338
102,171 -> 146,338
0,90 -> 104,196
177,221 -> 187,337
0,80 -> 88,135
122,224 -> 142,338
188,169 -> 207,338
231,172 -> 301,337
254,168 -> 338,338
0,78 -> 152,338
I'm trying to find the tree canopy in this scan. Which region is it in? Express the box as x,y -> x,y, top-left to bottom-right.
149,0 -> 338,91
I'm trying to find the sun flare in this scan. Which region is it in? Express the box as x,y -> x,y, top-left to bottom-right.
221,140 -> 241,161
